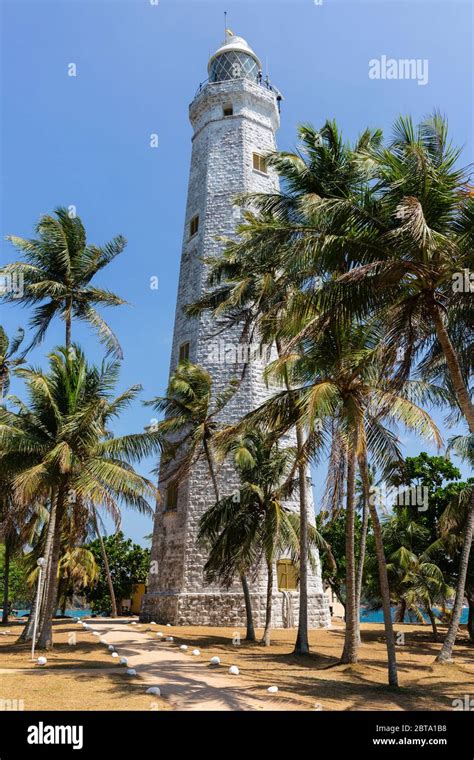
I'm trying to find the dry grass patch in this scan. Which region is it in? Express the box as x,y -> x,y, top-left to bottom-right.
143,621 -> 474,711
0,620 -> 169,711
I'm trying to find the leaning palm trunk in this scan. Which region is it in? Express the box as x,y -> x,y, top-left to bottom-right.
430,304 -> 474,433
1,539 -> 10,626
92,506 -> 117,617
240,574 -> 256,641
262,559 -> 273,646
35,490 -> 59,640
355,499 -> 369,644
275,338 -> 311,655
37,489 -> 67,649
341,447 -> 358,663
359,449 -> 398,687
436,490 -> 474,663
426,607 -> 439,642
19,490 -> 57,643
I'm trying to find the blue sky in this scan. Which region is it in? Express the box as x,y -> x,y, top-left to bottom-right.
1,0 -> 472,544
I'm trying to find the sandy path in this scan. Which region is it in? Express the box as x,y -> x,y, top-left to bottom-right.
84,619 -> 288,711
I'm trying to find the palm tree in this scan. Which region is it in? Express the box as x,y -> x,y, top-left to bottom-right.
145,361 -> 253,629
57,546 -> 99,616
0,485 -> 42,626
146,361 -> 238,502
199,429 -> 328,645
2,208 -> 127,357
0,327 -> 25,401
186,120 -> 383,655
229,319 -> 442,685
435,435 -> 474,661
355,463 -> 375,640
0,346 -> 162,648
382,508 -> 454,640
317,115 -> 474,432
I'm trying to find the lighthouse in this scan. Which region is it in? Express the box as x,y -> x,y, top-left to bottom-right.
142,33 -> 330,628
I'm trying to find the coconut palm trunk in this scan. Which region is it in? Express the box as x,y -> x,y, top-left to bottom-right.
426,608 -> 439,642
430,304 -> 474,433
341,446 -> 358,663
240,573 -> 256,641
65,302 -> 72,349
262,559 -> 274,646
37,488 -> 67,649
294,423 -> 310,654
1,539 -> 10,626
358,448 -> 398,687
274,338 -> 311,655
19,489 -> 58,643
355,500 -> 369,643
92,506 -> 117,618
436,490 -> 474,663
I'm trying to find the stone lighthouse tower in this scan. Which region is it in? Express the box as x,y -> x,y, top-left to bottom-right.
142,33 -> 330,629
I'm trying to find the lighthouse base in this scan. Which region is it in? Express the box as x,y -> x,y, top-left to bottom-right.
140,590 -> 331,629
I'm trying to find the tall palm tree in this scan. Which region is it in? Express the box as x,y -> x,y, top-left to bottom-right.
186,120 -> 383,655
435,434 -> 474,661
382,508 -> 454,640
316,116 -> 473,432
229,319 -> 442,685
2,208 -> 127,357
0,346 -> 162,648
0,327 -> 25,401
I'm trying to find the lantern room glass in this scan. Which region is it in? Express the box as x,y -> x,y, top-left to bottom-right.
209,51 -> 259,83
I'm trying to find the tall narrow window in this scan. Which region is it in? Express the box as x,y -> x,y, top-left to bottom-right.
179,341 -> 190,363
165,480 -> 178,511
252,153 -> 267,174
277,559 -> 298,590
223,104 -> 233,117
189,214 -> 199,237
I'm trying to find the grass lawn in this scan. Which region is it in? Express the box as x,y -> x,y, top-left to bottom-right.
0,620 -> 168,711
0,618 -> 472,711
140,620 -> 474,711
